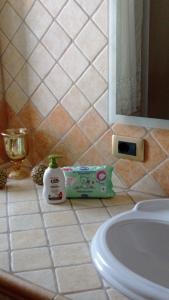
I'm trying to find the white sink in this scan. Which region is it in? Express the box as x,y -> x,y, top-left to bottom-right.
91,199 -> 169,300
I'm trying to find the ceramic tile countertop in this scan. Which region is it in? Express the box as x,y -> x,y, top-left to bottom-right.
0,178 -> 162,300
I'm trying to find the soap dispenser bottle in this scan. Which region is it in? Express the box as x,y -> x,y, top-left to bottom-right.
43,155 -> 66,204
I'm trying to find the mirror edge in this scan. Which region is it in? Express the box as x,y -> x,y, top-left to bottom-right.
108,0 -> 169,129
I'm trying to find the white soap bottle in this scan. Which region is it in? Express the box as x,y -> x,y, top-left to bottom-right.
43,155 -> 66,204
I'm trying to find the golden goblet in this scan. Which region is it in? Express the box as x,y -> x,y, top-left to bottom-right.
1,128 -> 29,179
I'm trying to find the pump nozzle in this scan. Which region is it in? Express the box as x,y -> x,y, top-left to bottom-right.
48,154 -> 63,168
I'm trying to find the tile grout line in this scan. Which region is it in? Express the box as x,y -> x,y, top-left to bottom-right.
34,183 -> 59,294
6,183 -> 13,273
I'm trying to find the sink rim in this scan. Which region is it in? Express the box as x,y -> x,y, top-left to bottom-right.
91,199 -> 169,300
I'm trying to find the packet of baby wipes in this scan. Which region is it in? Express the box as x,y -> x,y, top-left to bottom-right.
62,165 -> 115,198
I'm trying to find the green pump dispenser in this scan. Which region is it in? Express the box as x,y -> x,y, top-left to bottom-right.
48,155 -> 62,168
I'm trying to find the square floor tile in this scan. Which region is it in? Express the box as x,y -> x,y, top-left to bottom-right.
10,229 -> 47,250
107,205 -> 134,217
16,269 -> 56,292
71,199 -> 103,210
67,289 -> 107,300
0,251 -> 9,271
39,198 -> 71,213
43,210 -> 77,228
8,188 -> 37,202
8,201 -> 39,216
47,225 -> 84,245
81,222 -> 102,241
0,233 -> 9,251
102,193 -> 133,206
107,288 -> 129,300
0,203 -> 6,217
56,264 -> 101,293
51,243 -> 90,267
11,247 -> 52,272
0,218 -> 7,233
0,189 -> 6,203
76,208 -> 109,223
9,214 -> 43,231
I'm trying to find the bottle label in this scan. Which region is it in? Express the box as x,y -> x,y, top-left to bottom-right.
48,176 -> 63,201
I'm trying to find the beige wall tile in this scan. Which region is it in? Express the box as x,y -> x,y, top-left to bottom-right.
78,145 -> 105,165
75,21 -> 107,61
77,66 -> 107,104
75,0 -> 102,15
93,46 -> 108,80
0,30 -> 9,55
28,43 -> 55,79
143,135 -> 167,171
15,64 -> 41,97
0,3 -> 22,39
18,100 -> 43,130
152,129 -> 169,153
128,191 -> 157,203
12,23 -> 38,59
57,0 -> 88,39
59,44 -> 89,81
62,125 -> 91,161
8,0 -> 34,18
115,160 -> 146,187
0,0 -> 6,10
25,1 -> 52,39
40,0 -> 67,17
112,123 -> 147,138
42,22 -> 70,60
79,108 -> 107,143
31,83 -> 57,117
61,86 -> 90,121
131,174 -> 166,196
92,0 -> 108,35
152,160 -> 169,195
44,64 -> 72,99
5,82 -> 28,113
2,44 -> 25,77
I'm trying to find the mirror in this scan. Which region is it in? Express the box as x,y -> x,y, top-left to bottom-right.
109,0 -> 169,128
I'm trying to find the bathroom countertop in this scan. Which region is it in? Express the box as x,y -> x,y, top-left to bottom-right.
0,178 -> 162,300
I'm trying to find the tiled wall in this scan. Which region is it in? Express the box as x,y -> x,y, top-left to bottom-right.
0,0 -> 169,195
0,52 -> 8,163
